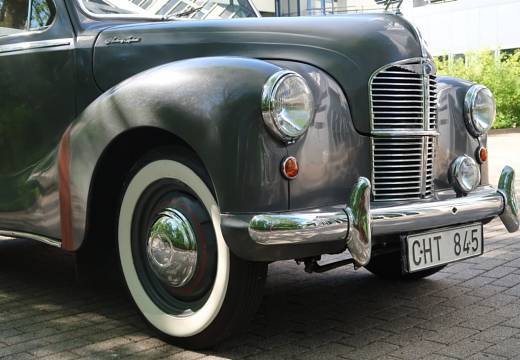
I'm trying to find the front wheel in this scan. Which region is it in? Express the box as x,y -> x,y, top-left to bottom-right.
117,153 -> 267,348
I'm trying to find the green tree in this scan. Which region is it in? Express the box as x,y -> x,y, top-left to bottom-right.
436,51 -> 520,129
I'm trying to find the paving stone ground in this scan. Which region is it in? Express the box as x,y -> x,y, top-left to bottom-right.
0,132 -> 518,359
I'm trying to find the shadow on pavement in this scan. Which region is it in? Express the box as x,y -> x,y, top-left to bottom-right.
0,235 -> 480,359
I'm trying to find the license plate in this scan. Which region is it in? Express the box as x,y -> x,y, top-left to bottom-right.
405,223 -> 483,273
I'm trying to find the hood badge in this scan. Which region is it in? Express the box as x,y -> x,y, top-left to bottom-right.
105,36 -> 142,45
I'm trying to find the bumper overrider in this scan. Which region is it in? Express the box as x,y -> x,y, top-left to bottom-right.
221,166 -> 519,264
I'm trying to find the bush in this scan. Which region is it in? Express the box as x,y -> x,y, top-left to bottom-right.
435,51 -> 520,129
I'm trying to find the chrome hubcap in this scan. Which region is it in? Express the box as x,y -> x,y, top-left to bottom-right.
146,209 -> 198,288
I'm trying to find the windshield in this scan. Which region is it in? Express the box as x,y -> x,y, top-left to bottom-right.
80,0 -> 258,19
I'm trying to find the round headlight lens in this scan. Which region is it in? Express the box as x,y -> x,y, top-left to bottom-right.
464,85 -> 496,137
450,155 -> 481,194
262,70 -> 315,142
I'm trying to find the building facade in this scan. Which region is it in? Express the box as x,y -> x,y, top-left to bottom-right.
264,0 -> 384,17
401,0 -> 520,56
252,0 -> 520,56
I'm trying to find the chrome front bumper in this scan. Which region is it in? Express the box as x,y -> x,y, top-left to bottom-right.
248,166 -> 519,266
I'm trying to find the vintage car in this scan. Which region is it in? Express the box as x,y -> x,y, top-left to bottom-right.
0,0 -> 518,348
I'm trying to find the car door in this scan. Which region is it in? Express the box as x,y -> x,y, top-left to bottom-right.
0,0 -> 75,237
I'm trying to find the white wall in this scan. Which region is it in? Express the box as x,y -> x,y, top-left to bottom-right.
253,0 -> 276,13
402,0 -> 520,55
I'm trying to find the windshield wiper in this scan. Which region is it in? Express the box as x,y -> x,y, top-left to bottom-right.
163,6 -> 203,20
374,0 -> 403,13
385,0 -> 403,11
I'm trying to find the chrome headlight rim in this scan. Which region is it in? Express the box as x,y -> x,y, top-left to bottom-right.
450,155 -> 481,194
464,84 -> 496,137
261,70 -> 315,143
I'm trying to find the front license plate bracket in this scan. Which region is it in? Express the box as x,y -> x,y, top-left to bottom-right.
401,222 -> 484,274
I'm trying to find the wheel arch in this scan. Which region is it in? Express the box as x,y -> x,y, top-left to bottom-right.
62,56 -> 288,251
81,126 -> 208,254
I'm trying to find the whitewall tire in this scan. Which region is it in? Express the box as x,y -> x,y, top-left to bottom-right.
117,151 -> 267,348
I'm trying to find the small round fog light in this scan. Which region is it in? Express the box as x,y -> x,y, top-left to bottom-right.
450,155 -> 481,194
281,156 -> 299,179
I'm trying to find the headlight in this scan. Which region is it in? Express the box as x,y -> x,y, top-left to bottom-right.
464,84 -> 496,137
450,155 -> 481,194
261,70 -> 315,143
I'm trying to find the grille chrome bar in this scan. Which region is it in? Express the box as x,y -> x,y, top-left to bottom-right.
371,130 -> 439,137
369,58 -> 438,202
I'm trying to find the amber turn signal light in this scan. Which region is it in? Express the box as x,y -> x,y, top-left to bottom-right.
281,156 -> 299,179
477,146 -> 488,163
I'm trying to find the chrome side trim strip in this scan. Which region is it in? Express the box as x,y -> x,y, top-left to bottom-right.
0,230 -> 61,247
0,38 -> 73,54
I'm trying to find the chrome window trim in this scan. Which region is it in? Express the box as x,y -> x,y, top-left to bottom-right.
0,25 -> 51,40
0,37 -> 73,54
0,230 -> 61,247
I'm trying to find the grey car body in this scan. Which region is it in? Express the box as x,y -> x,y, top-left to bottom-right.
0,3 -> 495,248
0,0 -> 519,346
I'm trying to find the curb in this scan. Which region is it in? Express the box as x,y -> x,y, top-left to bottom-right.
489,128 -> 520,135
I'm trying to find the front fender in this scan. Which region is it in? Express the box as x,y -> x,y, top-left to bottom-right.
63,56 -> 288,250
436,76 -> 486,190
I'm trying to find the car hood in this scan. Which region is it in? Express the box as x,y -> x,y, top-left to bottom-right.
93,14 -> 424,134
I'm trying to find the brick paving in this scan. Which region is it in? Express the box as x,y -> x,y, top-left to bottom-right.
0,132 -> 518,359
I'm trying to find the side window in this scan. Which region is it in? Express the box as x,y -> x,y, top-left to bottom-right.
0,0 -> 55,36
0,0 -> 29,33
29,0 -> 55,30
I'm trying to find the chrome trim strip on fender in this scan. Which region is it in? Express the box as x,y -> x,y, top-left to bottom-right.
0,230 -> 61,247
0,38 -> 73,54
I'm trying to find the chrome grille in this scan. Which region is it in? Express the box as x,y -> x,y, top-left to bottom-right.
428,75 -> 438,130
370,58 -> 438,202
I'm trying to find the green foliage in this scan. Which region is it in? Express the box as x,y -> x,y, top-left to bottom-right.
435,51 -> 520,129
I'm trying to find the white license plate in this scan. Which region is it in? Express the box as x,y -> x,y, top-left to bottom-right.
405,223 -> 483,273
